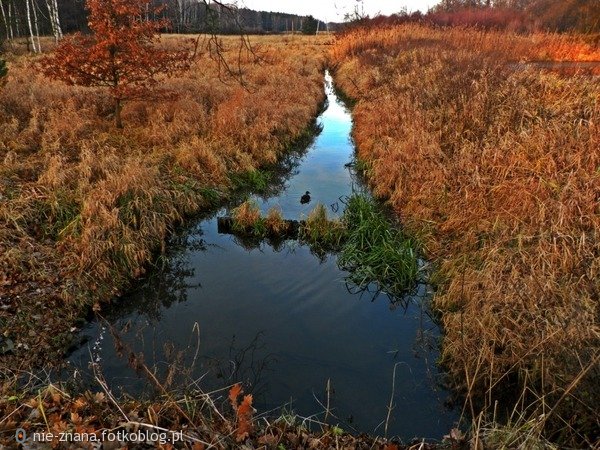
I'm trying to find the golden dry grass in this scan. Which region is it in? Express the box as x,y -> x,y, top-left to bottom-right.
232,199 -> 262,229
0,34 -> 329,362
331,24 -> 599,444
265,206 -> 288,234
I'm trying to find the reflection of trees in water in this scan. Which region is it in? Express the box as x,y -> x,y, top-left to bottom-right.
103,227 -> 212,323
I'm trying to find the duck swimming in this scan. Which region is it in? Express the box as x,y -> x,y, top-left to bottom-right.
300,191 -> 311,204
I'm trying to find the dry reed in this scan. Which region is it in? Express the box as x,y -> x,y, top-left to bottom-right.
0,34 -> 329,364
331,24 -> 599,445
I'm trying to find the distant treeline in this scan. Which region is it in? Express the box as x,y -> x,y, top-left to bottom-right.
343,0 -> 599,34
0,0 -> 333,48
161,3 -> 333,35
2,0 -> 596,54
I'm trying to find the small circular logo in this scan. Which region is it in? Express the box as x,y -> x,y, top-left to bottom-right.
15,428 -> 26,444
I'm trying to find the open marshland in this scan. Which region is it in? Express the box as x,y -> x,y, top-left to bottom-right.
0,34 -> 328,363
331,24 -> 599,446
0,19 -> 599,450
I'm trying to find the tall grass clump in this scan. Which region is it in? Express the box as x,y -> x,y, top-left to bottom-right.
298,196 -> 418,296
300,203 -> 345,248
331,24 -> 599,445
339,195 -> 418,297
231,199 -> 264,236
264,206 -> 289,235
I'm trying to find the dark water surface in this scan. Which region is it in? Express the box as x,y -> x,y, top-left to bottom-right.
69,72 -> 458,440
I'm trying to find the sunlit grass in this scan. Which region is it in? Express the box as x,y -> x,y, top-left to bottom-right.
0,35 -> 328,308
300,203 -> 345,249
331,24 -> 600,445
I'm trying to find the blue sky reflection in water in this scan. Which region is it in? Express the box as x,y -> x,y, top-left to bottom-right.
69,73 -> 458,440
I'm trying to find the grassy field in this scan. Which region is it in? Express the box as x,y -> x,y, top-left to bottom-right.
1,26 -> 599,448
331,25 -> 599,445
0,34 -> 329,366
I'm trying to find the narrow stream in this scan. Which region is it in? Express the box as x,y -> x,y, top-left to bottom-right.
68,72 -> 459,440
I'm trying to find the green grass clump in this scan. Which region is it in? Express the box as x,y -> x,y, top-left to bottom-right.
199,187 -> 222,207
298,195 -> 418,297
353,158 -> 372,175
339,194 -> 418,297
230,170 -> 272,193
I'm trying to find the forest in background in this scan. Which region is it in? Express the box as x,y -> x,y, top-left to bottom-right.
1,0 -> 599,56
0,0 -> 331,53
399,0 -> 597,33
342,0 -> 600,34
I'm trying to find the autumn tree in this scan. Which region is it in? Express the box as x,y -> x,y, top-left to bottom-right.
42,0 -> 193,128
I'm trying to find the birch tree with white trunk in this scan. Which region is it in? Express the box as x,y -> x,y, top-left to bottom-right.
45,0 -> 62,41
25,0 -> 40,53
0,0 -> 14,40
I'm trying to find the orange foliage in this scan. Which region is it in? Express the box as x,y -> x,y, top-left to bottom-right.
228,384 -> 254,442
228,383 -> 243,410
236,395 -> 254,442
332,23 -> 600,64
41,0 -> 193,128
428,7 -> 531,31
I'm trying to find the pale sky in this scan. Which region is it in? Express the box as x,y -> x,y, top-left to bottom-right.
238,1 -> 438,23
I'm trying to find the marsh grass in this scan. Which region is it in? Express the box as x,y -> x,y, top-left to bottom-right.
300,203 -> 345,249
264,206 -> 289,235
478,418 -> 559,450
332,24 -> 600,445
230,169 -> 272,193
339,195 -> 418,298
305,195 -> 420,298
0,34 -> 329,365
231,200 -> 263,234
352,158 -> 371,175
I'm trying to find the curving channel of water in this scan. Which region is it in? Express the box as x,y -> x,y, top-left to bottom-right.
68,72 -> 459,440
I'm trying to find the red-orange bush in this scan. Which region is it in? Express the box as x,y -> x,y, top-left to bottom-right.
42,0 -> 193,128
